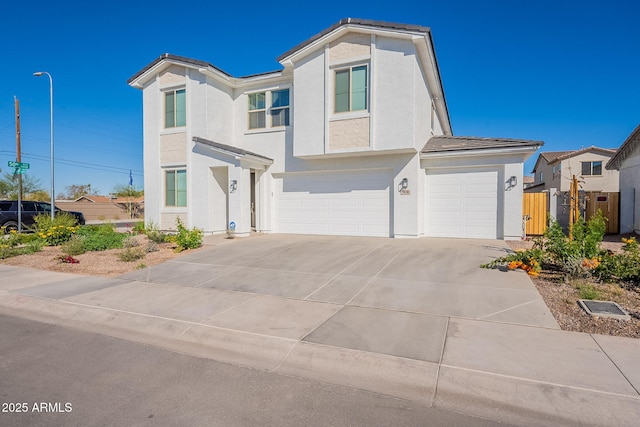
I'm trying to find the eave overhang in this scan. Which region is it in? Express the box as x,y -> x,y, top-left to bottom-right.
193,137 -> 273,166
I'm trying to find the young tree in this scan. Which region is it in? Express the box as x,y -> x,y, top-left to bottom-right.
112,184 -> 144,219
0,172 -> 45,199
62,184 -> 99,200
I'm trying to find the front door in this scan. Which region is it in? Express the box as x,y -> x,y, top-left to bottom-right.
250,171 -> 256,230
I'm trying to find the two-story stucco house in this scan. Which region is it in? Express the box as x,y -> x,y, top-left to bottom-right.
128,18 -> 542,240
528,146 -> 618,193
607,124 -> 640,234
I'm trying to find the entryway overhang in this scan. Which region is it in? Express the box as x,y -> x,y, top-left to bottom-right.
193,136 -> 274,167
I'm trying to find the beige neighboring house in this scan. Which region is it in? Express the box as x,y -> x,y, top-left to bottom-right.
528,146 -> 619,193
56,195 -> 144,222
606,123 -> 640,234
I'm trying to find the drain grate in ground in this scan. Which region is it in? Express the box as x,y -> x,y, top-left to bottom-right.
578,300 -> 630,321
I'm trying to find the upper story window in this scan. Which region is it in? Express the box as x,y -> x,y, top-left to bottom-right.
248,92 -> 266,129
248,89 -> 290,130
581,161 -> 602,176
334,65 -> 368,113
165,89 -> 186,128
270,89 -> 290,127
539,172 -> 543,182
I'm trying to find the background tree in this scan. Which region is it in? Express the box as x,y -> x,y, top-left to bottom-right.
0,172 -> 46,200
112,184 -> 144,219
61,184 -> 99,200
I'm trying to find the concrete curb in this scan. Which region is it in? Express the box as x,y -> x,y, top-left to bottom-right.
2,291 -> 639,427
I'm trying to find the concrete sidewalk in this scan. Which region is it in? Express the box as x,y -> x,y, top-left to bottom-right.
1,234 -> 639,426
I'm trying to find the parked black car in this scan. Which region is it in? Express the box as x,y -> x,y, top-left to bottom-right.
0,200 -> 86,233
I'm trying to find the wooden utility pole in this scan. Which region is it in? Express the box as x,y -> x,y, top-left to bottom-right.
15,97 -> 23,232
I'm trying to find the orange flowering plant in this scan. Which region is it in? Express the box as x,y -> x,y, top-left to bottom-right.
481,248 -> 544,277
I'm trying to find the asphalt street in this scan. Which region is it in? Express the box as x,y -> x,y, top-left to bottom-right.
0,314 -> 507,427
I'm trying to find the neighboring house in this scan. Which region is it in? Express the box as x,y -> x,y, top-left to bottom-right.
606,124 -> 640,234
523,175 -> 535,189
56,195 -> 145,221
528,146 -> 618,193
128,18 -> 542,240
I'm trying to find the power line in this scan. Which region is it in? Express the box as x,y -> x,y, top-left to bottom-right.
0,150 -> 143,175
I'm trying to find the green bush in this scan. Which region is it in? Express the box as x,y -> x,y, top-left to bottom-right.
32,212 -> 80,246
61,235 -> 86,256
117,247 -> 145,262
132,221 -> 146,234
595,237 -> 640,287
76,224 -> 126,251
145,222 -> 168,243
173,217 -> 203,252
0,231 -> 43,259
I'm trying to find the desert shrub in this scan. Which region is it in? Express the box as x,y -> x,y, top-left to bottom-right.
481,248 -> 544,277
76,224 -> 126,251
61,235 -> 86,256
32,212 -> 80,246
173,218 -> 203,252
132,221 -> 146,234
117,247 -> 145,262
145,241 -> 159,253
0,231 -> 44,259
595,237 -> 640,287
145,222 -> 168,244
122,236 -> 140,249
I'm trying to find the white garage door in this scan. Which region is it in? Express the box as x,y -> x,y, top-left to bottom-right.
276,170 -> 391,237
426,169 -> 498,239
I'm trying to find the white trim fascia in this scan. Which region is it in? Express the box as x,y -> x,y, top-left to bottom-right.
272,166 -> 393,177
420,146 -> 540,160
279,25 -> 424,67
412,36 -> 451,136
198,144 -> 274,166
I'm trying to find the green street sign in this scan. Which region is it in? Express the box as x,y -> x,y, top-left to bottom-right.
13,168 -> 25,175
8,161 -> 29,169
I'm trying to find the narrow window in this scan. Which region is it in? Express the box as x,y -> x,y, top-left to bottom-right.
165,89 -> 186,128
165,169 -> 187,207
248,92 -> 266,129
270,89 -> 290,127
581,161 -> 591,176
592,161 -> 602,175
334,65 -> 368,113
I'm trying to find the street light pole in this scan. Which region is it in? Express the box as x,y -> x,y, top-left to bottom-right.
33,71 -> 55,220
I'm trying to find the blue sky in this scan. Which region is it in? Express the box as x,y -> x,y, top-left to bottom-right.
1,0 -> 638,197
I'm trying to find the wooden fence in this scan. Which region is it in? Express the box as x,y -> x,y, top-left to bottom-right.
584,192 -> 619,234
522,192 -> 547,236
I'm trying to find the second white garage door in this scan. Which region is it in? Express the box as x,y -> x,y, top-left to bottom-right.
276,170 -> 391,237
425,169 -> 498,239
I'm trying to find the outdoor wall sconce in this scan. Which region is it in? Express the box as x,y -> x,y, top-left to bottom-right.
398,178 -> 409,194
230,180 -> 237,193
505,176 -> 517,190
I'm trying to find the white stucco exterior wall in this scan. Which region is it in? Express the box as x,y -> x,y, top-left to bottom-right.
618,150 -> 640,233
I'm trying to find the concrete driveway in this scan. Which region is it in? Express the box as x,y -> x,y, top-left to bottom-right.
100,234 -> 557,369
3,234 -> 640,426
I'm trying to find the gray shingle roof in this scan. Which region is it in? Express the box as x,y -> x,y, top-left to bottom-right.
277,18 -> 431,62
606,123 -> 640,170
422,136 -> 543,154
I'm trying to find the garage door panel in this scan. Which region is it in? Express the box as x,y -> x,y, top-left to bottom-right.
426,169 -> 498,239
277,171 -> 391,237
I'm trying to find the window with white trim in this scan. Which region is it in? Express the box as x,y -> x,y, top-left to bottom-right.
248,89 -> 290,130
164,89 -> 186,128
270,89 -> 289,127
248,92 -> 266,129
165,169 -> 187,207
581,161 -> 602,176
334,65 -> 368,113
